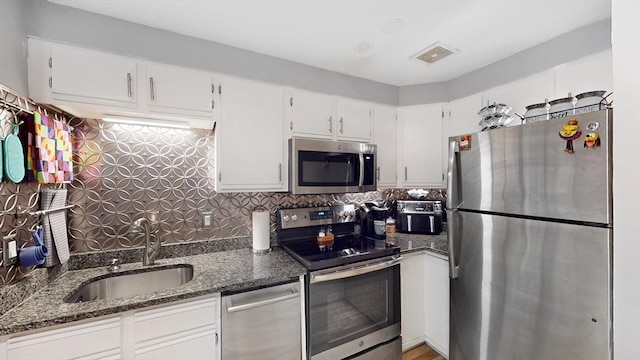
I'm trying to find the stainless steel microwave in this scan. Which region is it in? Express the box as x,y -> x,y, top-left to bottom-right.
289,138 -> 377,194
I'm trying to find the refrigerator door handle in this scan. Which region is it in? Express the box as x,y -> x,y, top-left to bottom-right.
447,209 -> 460,279
446,139 -> 463,211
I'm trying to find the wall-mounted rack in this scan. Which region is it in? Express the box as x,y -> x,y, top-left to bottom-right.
28,204 -> 75,217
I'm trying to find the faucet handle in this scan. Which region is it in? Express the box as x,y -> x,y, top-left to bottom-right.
108,258 -> 120,272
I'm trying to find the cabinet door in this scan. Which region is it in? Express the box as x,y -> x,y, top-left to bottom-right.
399,104 -> 444,187
372,104 -> 398,187
6,317 -> 121,360
133,295 -> 219,360
424,252 -> 449,358
144,62 -> 215,121
336,97 -> 372,142
401,252 -> 426,351
135,330 -> 217,360
444,94 -> 484,188
286,89 -> 335,139
216,76 -> 286,192
50,42 -> 137,108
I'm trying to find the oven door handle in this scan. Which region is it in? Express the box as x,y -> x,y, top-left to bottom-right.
310,257 -> 401,284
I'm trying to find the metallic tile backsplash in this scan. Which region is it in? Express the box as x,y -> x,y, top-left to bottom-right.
0,101 -> 445,289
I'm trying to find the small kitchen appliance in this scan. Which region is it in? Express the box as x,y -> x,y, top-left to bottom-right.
277,204 -> 401,360
288,137 -> 377,195
396,200 -> 443,235
359,202 -> 389,241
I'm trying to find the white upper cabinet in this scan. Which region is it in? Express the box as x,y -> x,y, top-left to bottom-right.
398,103 -> 444,188
27,38 -> 216,129
335,97 -> 372,142
215,75 -> 286,192
285,88 -> 335,139
143,62 -> 218,121
372,104 -> 398,188
29,38 -> 138,109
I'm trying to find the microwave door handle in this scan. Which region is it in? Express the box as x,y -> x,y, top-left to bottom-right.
358,153 -> 364,187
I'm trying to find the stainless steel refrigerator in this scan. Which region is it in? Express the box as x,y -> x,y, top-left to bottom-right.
446,109 -> 612,360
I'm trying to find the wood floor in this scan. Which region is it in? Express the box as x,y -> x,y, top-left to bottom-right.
402,343 -> 445,360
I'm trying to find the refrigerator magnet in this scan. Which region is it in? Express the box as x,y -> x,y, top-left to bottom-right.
584,132 -> 601,148
559,118 -> 582,154
459,135 -> 472,151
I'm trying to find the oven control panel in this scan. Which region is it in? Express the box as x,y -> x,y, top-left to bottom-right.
277,204 -> 356,229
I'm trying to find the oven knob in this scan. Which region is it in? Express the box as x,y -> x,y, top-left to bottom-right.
291,215 -> 298,222
282,215 -> 290,222
337,211 -> 345,219
347,210 -> 355,217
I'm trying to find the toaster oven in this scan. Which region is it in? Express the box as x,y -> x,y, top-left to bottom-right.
396,200 -> 443,234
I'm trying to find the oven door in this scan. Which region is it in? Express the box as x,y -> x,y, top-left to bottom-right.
307,256 -> 401,360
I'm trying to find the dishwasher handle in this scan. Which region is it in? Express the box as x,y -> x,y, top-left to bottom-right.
226,289 -> 299,313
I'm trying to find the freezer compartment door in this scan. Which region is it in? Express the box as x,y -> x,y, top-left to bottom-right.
449,211 -> 611,360
448,109 -> 612,224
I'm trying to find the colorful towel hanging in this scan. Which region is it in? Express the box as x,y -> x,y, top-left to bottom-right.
53,119 -> 73,183
33,112 -> 56,183
19,112 -> 37,182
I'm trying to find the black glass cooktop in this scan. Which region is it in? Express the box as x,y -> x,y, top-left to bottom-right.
281,235 -> 400,271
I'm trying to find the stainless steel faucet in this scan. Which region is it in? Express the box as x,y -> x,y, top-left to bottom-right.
130,217 -> 160,266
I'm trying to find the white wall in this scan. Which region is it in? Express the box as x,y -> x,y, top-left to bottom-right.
0,0 -> 28,94
611,1 -> 640,358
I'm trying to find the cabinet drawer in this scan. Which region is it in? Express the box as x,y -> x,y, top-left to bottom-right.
6,318 -> 120,360
134,297 -> 217,344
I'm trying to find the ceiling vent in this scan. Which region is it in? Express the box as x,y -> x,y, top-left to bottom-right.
413,42 -> 459,64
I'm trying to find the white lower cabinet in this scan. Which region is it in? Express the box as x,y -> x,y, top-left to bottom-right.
401,251 -> 449,358
4,317 -> 121,360
132,295 -> 220,360
0,294 -> 220,360
401,252 -> 426,351
423,252 -> 449,358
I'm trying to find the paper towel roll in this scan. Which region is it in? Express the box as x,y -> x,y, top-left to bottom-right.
252,209 -> 270,253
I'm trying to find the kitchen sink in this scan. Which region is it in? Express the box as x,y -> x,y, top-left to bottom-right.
65,264 -> 194,303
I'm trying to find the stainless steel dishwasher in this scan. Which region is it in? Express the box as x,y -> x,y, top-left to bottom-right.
221,281 -> 302,359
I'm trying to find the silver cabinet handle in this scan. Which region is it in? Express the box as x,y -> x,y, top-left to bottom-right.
278,163 -> 282,182
339,117 -> 344,134
311,257 -> 401,284
127,73 -> 132,97
376,166 -> 380,181
328,116 -> 333,133
226,290 -> 299,313
404,166 -> 408,181
149,77 -> 155,101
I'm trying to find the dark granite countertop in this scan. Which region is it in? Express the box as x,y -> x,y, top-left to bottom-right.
0,246 -> 305,336
0,230 -> 448,337
391,230 -> 449,257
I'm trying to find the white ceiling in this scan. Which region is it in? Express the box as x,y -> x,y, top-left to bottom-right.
49,0 -> 611,86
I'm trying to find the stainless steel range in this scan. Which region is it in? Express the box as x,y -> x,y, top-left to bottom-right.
277,204 -> 402,360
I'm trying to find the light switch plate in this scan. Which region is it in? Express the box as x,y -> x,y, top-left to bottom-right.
202,211 -> 213,229
2,237 -> 18,267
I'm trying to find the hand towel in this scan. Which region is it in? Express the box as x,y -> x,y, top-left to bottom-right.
19,112 -> 37,182
40,189 -> 70,266
53,119 -> 73,183
34,112 -> 56,184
